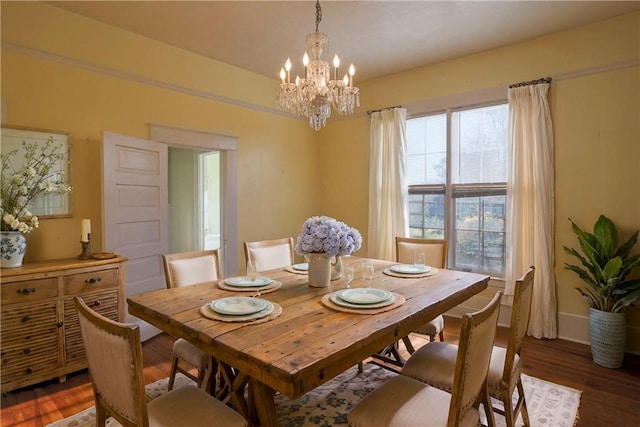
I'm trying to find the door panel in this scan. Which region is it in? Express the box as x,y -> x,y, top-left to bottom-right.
102,131 -> 168,341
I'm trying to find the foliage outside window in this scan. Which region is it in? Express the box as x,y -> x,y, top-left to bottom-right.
407,103 -> 508,275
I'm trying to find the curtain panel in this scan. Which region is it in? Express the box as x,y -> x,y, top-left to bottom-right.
367,108 -> 409,261
506,82 -> 557,339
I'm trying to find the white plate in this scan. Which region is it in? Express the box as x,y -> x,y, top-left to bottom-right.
389,264 -> 432,274
338,288 -> 393,305
224,276 -> 273,287
210,297 -> 269,315
330,291 -> 395,309
292,263 -> 309,271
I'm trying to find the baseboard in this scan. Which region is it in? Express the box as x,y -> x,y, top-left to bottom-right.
444,295 -> 640,355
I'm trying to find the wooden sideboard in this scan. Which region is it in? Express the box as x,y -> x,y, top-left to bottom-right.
0,256 -> 126,392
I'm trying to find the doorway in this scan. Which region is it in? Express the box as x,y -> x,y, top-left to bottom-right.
167,148 -> 221,255
150,124 -> 238,276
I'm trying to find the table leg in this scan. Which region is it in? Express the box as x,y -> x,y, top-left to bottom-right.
251,379 -> 278,427
217,362 -> 251,419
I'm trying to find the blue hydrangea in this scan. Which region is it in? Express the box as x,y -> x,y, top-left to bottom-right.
295,216 -> 362,257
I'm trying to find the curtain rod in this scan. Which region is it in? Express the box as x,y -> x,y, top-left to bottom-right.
509,77 -> 552,88
367,105 -> 403,116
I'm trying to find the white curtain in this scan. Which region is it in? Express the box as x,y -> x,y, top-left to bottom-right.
506,82 -> 557,339
368,108 -> 409,261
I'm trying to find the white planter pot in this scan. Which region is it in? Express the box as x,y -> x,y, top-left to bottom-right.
589,307 -> 626,369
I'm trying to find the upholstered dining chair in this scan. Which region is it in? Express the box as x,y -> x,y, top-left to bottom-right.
348,292 -> 502,427
396,237 -> 448,352
162,249 -> 220,391
244,237 -> 295,271
402,267 -> 535,427
73,297 -> 247,427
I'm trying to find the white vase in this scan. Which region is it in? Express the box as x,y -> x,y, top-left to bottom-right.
308,253 -> 332,287
0,231 -> 27,268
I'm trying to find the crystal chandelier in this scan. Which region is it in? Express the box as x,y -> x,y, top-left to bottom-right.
277,0 -> 360,131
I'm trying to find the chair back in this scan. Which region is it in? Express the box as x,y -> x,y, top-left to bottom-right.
244,237 -> 295,271
502,267 -> 535,381
448,291 -> 502,426
74,297 -> 149,427
396,236 -> 447,268
162,249 -> 220,288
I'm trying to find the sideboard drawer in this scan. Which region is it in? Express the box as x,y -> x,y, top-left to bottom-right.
0,277 -> 58,304
0,301 -> 59,386
64,268 -> 119,295
64,290 -> 119,364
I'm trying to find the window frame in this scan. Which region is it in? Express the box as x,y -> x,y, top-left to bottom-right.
407,100 -> 508,277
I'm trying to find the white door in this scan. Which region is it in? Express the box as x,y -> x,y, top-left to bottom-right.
102,131 -> 168,341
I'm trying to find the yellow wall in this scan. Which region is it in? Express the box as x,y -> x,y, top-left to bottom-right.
2,3 -> 639,351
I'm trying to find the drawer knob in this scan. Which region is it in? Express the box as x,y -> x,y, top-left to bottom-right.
25,367 -> 33,375
85,277 -> 102,284
92,300 -> 102,307
17,288 -> 36,295
23,348 -> 31,355
57,321 -> 64,328
21,316 -> 30,323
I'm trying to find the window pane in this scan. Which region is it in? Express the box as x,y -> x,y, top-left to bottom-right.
453,195 -> 506,274
451,104 -> 508,184
408,194 -> 445,239
406,114 -> 446,185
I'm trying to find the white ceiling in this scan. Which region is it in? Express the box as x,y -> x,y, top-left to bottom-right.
48,1 -> 640,83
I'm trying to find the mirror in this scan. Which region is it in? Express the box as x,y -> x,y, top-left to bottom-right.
1,127 -> 72,217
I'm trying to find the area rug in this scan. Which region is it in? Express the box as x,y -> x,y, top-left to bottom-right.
47,364 -> 580,427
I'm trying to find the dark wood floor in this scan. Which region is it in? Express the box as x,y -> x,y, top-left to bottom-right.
2,317 -> 639,426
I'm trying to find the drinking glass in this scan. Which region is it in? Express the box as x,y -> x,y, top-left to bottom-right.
247,260 -> 259,281
343,265 -> 355,288
362,261 -> 375,288
414,250 -> 425,267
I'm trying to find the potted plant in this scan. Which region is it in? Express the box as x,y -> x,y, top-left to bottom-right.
564,215 -> 640,368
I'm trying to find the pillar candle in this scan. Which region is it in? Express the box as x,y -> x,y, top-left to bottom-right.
81,219 -> 91,242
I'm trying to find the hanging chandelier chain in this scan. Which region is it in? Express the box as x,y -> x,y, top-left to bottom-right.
315,0 -> 322,32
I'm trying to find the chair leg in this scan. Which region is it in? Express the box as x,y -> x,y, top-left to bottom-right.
357,361 -> 363,373
517,379 -> 531,427
502,398 -> 517,427
168,354 -> 179,391
95,402 -> 107,427
438,331 -> 445,341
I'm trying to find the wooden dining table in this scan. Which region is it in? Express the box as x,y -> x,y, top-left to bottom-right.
127,256 -> 489,427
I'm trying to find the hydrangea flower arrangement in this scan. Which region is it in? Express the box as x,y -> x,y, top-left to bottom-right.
1,138 -> 72,233
295,216 -> 362,258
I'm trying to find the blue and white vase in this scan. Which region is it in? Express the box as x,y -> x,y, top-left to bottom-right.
0,231 -> 27,268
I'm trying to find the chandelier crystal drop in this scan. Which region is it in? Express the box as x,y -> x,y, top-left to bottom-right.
277,0 -> 360,131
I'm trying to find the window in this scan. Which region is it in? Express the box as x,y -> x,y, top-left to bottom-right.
407,103 -> 508,276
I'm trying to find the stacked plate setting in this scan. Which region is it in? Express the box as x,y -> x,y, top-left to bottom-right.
223,276 -> 273,288
208,296 -> 274,320
291,262 -> 309,271
330,288 -> 395,309
389,264 -> 432,275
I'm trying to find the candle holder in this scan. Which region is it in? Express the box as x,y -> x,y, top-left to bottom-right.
77,234 -> 92,260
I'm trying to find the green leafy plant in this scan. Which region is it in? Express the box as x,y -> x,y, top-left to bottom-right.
564,215 -> 640,313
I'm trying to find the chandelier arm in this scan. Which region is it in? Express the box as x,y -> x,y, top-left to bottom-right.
315,0 -> 322,32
